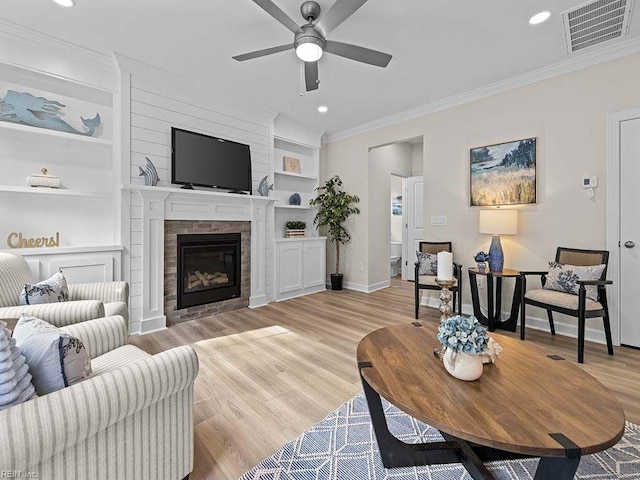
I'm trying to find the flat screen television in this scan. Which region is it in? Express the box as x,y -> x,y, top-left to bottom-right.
171,127 -> 252,193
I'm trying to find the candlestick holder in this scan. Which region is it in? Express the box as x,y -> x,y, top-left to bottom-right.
434,277 -> 456,359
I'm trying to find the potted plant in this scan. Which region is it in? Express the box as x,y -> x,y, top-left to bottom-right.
310,175 -> 360,291
285,221 -> 306,238
474,251 -> 490,272
437,315 -> 489,381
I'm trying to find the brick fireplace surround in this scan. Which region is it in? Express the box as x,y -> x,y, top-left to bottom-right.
164,220 -> 250,325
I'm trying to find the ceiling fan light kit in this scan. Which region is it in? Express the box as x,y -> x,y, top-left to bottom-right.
233,0 -> 392,91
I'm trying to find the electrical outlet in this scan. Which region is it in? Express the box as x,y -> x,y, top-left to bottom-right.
358,262 -> 364,271
477,276 -> 485,289
430,215 -> 447,226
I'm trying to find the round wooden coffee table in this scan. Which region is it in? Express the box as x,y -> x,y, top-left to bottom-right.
356,322 -> 625,480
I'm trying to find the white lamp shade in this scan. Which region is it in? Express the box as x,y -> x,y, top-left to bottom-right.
479,209 -> 518,235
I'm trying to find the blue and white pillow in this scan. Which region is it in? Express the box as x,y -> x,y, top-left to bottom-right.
543,262 -> 606,302
19,270 -> 69,305
416,251 -> 438,276
12,315 -> 91,395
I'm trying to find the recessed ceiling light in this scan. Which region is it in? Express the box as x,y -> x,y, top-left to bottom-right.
318,106 -> 328,113
529,11 -> 551,25
52,0 -> 75,6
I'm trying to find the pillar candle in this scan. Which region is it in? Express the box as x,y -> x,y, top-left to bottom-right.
437,251 -> 453,281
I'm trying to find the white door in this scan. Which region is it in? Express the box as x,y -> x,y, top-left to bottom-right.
404,176 -> 424,281
620,117 -> 640,347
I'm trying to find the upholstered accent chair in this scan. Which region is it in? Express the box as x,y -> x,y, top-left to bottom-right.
414,241 -> 462,319
0,252 -> 129,324
0,314 -> 199,479
520,247 -> 613,363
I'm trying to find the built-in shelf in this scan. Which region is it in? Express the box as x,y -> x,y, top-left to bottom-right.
275,204 -> 315,210
0,185 -> 111,198
0,244 -> 124,256
0,121 -> 113,146
274,171 -> 317,181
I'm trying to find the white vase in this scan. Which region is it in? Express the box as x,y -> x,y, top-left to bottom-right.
443,348 -> 484,381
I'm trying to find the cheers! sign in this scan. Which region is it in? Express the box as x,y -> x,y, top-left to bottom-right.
7,232 -> 60,249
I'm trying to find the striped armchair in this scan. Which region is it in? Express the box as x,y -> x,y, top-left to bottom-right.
0,252 -> 129,325
0,315 -> 199,480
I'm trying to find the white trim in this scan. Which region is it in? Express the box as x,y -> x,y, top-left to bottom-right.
606,108 -> 640,347
139,317 -> 168,335
325,37 -> 640,143
249,294 -> 270,308
340,279 -> 390,293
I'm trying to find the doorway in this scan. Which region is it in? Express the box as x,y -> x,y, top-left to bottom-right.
607,108 -> 640,348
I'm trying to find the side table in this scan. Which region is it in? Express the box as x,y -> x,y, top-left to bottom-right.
468,268 -> 522,332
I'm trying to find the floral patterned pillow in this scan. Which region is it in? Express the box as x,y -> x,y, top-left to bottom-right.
19,270 -> 69,305
416,251 -> 438,276
543,262 -> 606,302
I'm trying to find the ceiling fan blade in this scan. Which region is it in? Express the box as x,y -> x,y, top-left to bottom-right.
316,0 -> 368,35
253,0 -> 302,33
232,44 -> 293,61
305,61 -> 319,91
324,40 -> 392,67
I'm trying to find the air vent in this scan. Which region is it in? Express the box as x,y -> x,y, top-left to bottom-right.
562,0 -> 635,53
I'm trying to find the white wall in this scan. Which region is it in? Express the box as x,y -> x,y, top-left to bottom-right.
411,142 -> 424,175
366,143 -> 412,288
117,56 -> 275,328
322,52 -> 640,340
390,175 -> 403,243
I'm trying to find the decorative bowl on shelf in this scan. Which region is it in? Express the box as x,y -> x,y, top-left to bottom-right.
27,168 -> 60,188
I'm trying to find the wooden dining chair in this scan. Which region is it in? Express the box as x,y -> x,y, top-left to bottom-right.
414,241 -> 462,319
520,247 -> 613,363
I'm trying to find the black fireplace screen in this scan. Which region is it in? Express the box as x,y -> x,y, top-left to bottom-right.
177,233 -> 241,310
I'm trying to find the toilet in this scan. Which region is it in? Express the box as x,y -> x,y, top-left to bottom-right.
390,241 -> 402,276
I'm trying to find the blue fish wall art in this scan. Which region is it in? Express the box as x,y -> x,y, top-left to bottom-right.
0,90 -> 101,137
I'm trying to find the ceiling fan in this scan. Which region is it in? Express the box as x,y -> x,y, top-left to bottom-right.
233,0 -> 392,92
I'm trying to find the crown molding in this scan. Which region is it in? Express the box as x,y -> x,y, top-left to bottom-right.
0,17 -> 115,69
325,36 -> 640,144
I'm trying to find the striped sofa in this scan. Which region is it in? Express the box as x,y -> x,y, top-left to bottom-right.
0,252 -> 129,324
0,315 -> 199,480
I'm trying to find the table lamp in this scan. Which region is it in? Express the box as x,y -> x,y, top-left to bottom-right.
479,209 -> 518,272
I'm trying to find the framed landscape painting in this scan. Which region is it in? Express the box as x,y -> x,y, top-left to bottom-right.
470,137 -> 537,206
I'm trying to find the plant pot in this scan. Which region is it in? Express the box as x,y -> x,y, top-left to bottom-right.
443,348 -> 484,381
330,273 -> 343,291
476,261 -> 487,272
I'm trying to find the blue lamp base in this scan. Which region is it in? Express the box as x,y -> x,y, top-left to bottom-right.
488,235 -> 504,272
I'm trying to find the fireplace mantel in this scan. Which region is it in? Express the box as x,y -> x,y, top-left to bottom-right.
124,184 -> 274,333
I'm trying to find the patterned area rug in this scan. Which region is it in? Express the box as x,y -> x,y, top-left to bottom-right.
241,393 -> 640,479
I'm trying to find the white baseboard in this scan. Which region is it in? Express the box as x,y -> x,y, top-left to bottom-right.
339,279 -> 390,293
419,296 -> 606,345
139,315 -> 167,335
249,294 -> 269,308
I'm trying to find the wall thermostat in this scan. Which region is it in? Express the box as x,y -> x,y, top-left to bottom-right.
583,176 -> 598,188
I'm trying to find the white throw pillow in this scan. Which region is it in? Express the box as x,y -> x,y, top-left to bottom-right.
12,314 -> 91,395
543,262 -> 606,302
0,321 -> 37,410
19,270 -> 69,305
416,251 -> 438,276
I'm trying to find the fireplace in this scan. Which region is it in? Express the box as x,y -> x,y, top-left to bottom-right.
176,233 -> 241,310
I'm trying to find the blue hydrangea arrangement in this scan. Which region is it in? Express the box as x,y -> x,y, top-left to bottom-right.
474,251 -> 490,262
437,315 -> 489,354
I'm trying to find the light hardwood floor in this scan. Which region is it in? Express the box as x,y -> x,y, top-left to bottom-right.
129,278 -> 640,480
